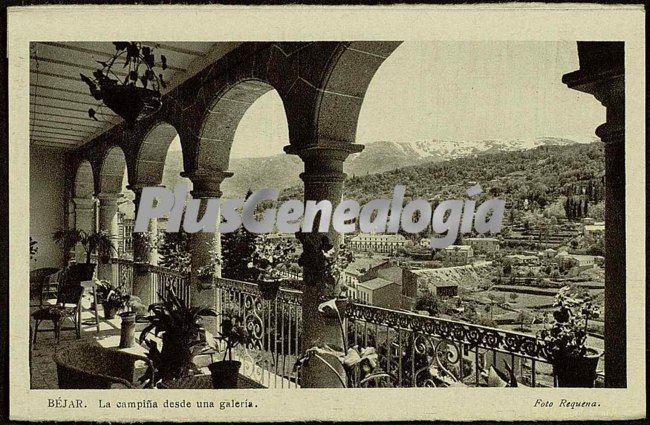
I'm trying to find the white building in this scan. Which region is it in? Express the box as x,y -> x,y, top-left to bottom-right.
348,234 -> 406,253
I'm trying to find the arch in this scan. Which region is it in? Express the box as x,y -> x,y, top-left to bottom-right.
196,79 -> 280,172
73,160 -> 94,199
315,41 -> 402,144
98,146 -> 128,194
134,122 -> 180,186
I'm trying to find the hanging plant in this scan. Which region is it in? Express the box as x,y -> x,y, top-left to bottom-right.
80,42 -> 168,124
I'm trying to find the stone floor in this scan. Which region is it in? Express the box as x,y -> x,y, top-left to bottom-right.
30,294 -> 138,389
29,294 -> 294,389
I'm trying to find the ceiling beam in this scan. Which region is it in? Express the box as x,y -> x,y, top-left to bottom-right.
30,93 -> 98,107
31,133 -> 84,143
32,117 -> 104,130
31,123 -> 89,135
31,128 -> 86,138
30,84 -> 90,97
37,42 -> 186,72
31,139 -> 78,149
30,110 -> 113,124
31,102 -> 115,117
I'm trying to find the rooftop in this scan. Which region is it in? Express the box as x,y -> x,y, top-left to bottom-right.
357,277 -> 396,290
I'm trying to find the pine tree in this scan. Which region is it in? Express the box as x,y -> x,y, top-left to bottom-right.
157,229 -> 191,274
221,190 -> 259,282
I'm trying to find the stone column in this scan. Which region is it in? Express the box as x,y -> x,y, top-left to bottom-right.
286,141 -> 363,388
182,171 -> 233,308
72,197 -> 95,263
96,192 -> 120,282
128,185 -> 161,305
563,42 -> 625,388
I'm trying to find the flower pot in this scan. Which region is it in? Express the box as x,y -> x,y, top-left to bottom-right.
99,83 -> 161,123
259,280 -> 281,300
102,303 -> 119,320
553,348 -> 602,387
208,360 -> 241,389
118,312 -> 136,348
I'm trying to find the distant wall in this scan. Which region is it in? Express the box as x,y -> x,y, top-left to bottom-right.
30,146 -> 67,269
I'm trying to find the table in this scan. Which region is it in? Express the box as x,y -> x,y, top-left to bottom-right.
158,374 -> 265,389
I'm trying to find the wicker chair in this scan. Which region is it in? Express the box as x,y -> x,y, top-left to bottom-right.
54,343 -> 154,389
32,282 -> 84,343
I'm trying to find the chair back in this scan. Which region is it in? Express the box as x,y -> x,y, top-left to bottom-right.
54,343 -> 139,389
56,283 -> 84,306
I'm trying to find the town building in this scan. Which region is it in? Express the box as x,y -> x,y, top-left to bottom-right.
357,278 -> 402,310
348,233 -> 406,254
464,237 -> 500,254
410,268 -> 459,298
438,245 -> 474,265
584,223 -> 605,239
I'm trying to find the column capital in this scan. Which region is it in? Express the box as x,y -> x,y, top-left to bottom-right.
284,140 -> 364,161
285,141 -> 364,185
181,170 -> 233,198
126,183 -> 165,195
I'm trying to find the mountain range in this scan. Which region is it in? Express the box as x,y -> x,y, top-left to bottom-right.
155,136 -> 597,198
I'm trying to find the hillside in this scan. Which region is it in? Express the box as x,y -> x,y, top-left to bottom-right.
157,137 -> 598,198
282,142 -> 605,211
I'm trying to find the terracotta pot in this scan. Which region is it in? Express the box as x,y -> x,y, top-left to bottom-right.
102,303 -> 119,320
553,348 -> 602,387
208,360 -> 241,389
118,312 -> 136,348
259,280 -> 281,300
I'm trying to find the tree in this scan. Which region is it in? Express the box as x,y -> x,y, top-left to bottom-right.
157,229 -> 191,274
221,190 -> 259,282
414,290 -> 442,316
221,225 -> 259,282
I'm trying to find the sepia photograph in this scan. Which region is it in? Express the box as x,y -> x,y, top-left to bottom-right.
6,4 -> 646,423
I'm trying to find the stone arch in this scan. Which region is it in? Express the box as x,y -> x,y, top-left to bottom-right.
315,41 -> 402,144
131,121 -> 180,187
73,160 -> 94,198
98,146 -> 128,194
196,79 -> 284,172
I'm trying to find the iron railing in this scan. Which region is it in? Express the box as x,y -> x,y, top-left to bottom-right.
344,303 -> 560,387
213,278 -> 303,388
91,258 -> 604,388
147,264 -> 191,307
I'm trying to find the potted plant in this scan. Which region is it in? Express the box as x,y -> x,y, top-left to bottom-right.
538,285 -> 602,387
95,280 -> 130,320
294,299 -> 393,388
139,288 -> 216,386
53,229 -> 116,281
207,308 -> 250,388
249,235 -> 300,300
195,247 -> 222,290
80,42 -> 168,123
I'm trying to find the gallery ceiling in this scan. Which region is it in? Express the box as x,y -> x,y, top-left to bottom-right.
30,42 -> 241,150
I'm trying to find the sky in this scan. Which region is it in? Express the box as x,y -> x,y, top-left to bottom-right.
170,41 -> 605,158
